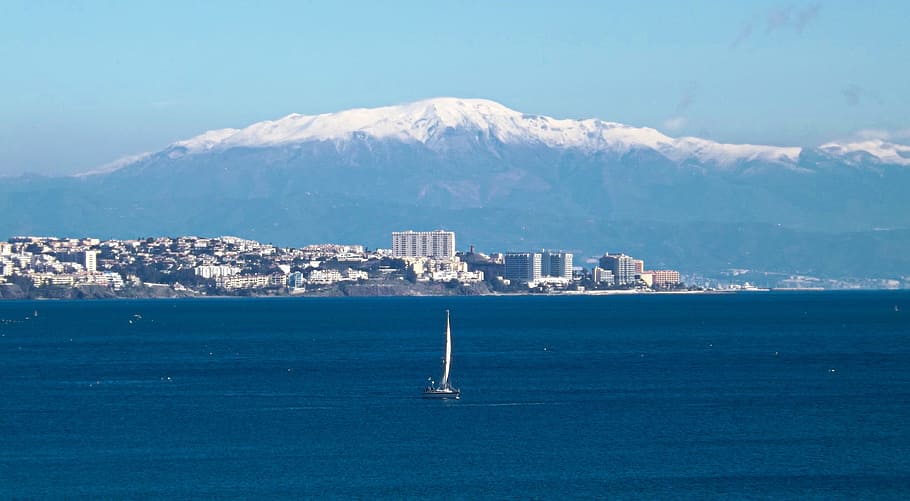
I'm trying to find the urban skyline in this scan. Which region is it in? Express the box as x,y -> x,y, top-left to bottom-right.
0,229 -> 690,300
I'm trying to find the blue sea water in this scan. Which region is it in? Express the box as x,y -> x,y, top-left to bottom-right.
1,292 -> 909,499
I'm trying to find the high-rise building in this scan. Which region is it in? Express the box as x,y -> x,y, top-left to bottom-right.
541,251 -> 573,279
503,252 -> 542,284
392,230 -> 455,259
599,253 -> 636,285
84,250 -> 98,273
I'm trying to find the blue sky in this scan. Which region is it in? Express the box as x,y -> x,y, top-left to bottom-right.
1,0 -> 907,175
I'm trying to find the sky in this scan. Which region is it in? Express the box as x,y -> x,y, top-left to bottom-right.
1,0 -> 908,176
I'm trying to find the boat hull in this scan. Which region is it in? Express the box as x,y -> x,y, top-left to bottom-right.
423,389 -> 461,399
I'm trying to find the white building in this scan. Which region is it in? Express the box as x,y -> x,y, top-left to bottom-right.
195,265 -> 241,279
216,274 -> 272,290
345,269 -> 369,281
307,269 -> 343,285
431,269 -> 485,283
541,251 -> 573,279
593,267 -> 615,285
82,271 -> 124,290
392,230 -> 455,259
84,250 -> 98,273
599,253 -> 637,286
504,253 -> 542,284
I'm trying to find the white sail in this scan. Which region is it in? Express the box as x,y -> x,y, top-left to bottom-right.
424,309 -> 460,398
441,310 -> 452,388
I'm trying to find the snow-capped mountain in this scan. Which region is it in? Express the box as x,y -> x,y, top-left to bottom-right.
59,95 -> 907,234
2,97 -> 909,280
161,97 -> 800,167
818,139 -> 910,166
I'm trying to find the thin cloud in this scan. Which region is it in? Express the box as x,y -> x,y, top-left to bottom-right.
842,86 -> 861,106
853,128 -> 910,143
731,23 -> 754,48
664,82 -> 697,133
732,2 -> 821,48
677,82 -> 697,113
663,116 -> 687,132
795,3 -> 821,32
766,7 -> 793,33
842,85 -> 883,107
152,100 -> 179,109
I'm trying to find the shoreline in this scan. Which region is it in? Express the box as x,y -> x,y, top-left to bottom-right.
3,287 -> 906,302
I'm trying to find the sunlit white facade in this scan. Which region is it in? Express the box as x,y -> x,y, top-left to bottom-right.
392,231 -> 455,259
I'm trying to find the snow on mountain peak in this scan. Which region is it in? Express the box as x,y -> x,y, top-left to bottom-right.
173,128 -> 238,153
165,97 -> 802,167
173,98 -> 527,152
819,139 -> 910,166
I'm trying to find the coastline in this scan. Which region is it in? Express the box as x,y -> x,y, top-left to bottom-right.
7,285 -> 902,302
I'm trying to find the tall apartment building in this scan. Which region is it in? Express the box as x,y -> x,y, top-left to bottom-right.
503,252 -> 542,284
392,230 -> 455,259
84,250 -> 98,274
599,253 -> 637,286
541,251 -> 573,279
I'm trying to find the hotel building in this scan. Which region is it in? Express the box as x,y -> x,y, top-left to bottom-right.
503,252 -> 542,284
392,230 -> 456,259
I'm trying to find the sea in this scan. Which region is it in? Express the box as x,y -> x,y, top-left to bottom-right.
1,291 -> 909,499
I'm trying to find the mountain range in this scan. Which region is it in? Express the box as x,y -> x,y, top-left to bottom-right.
2,98 -> 908,283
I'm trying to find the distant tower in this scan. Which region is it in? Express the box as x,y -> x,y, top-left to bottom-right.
392,230 -> 455,259
599,253 -> 636,285
541,251 -> 574,278
84,250 -> 98,273
503,252 -> 542,283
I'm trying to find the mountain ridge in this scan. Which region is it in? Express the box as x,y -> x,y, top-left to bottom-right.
3,97 -> 909,283
79,97 -> 910,179
92,97 -> 818,174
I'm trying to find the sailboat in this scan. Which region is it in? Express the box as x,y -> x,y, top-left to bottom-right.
423,309 -> 461,399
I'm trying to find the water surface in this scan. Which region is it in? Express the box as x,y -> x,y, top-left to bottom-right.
1,292 -> 909,498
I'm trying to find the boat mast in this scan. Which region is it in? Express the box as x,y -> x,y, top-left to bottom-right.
441,309 -> 452,389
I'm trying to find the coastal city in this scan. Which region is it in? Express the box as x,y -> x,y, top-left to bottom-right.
0,230 -> 685,299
